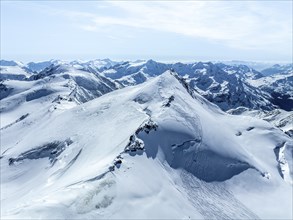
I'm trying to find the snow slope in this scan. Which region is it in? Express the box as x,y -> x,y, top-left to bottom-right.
0,61 -> 32,81
228,107 -> 293,137
1,71 -> 292,219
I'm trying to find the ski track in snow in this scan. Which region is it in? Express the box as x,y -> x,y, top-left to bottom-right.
179,170 -> 260,219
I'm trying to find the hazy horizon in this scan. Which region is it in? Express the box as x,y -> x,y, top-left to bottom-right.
1,57 -> 292,65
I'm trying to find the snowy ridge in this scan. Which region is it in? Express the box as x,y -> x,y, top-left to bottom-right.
1,71 -> 292,219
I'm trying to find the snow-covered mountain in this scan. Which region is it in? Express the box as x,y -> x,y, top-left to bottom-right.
97,60 -> 275,111
25,59 -> 121,74
220,60 -> 279,71
2,59 -> 291,111
0,62 -> 119,131
248,72 -> 293,111
1,59 -> 292,219
179,63 -> 272,111
261,64 -> 293,76
0,60 -> 32,81
1,71 -> 292,219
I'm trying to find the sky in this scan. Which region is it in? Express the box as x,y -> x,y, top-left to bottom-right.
1,0 -> 292,63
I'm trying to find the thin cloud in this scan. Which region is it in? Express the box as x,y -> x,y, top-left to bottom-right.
65,1 -> 291,51
2,0 -> 291,61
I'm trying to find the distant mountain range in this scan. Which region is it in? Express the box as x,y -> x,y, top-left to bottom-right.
1,59 -> 292,111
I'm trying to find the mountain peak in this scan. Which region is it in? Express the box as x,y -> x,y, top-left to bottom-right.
0,60 -> 24,67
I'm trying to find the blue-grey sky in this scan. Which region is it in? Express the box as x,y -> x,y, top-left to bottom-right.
1,0 -> 292,62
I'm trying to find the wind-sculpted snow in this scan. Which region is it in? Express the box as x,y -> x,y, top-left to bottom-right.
136,110 -> 257,182
173,147 -> 252,182
1,70 -> 292,219
8,139 -> 73,166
